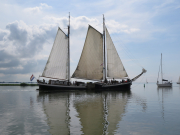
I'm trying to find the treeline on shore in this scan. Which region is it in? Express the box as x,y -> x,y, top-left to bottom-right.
0,83 -> 38,86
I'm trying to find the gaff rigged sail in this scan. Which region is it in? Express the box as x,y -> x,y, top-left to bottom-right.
42,27 -> 68,80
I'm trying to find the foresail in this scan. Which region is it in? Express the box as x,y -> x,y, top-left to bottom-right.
72,25 -> 103,80
42,27 -> 68,80
106,28 -> 128,79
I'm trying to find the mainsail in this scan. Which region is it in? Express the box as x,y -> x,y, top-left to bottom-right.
72,25 -> 103,80
106,28 -> 128,79
42,27 -> 68,79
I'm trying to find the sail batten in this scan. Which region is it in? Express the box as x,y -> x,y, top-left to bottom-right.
106,28 -> 128,79
72,25 -> 103,80
42,27 -> 68,80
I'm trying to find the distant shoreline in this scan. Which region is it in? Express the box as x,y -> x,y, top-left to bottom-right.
0,82 -> 37,83
0,83 -> 38,86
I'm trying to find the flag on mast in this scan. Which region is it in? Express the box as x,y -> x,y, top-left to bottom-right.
30,74 -> 35,81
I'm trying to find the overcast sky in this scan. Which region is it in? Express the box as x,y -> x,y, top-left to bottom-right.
0,0 -> 180,82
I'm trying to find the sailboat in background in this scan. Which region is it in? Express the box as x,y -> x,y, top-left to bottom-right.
72,15 -> 146,90
177,76 -> 180,84
146,79 -> 148,84
157,53 -> 172,87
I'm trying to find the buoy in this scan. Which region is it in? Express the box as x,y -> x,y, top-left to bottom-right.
144,84 -> 145,87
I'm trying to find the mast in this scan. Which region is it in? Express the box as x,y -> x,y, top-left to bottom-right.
103,14 -> 107,82
68,13 -> 70,84
161,53 -> 163,84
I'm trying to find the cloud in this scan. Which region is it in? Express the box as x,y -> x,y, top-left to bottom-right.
0,30 -> 8,41
106,20 -> 140,34
0,0 -> 179,82
0,15 -> 149,81
24,3 -> 52,14
0,21 -> 59,78
6,21 -> 28,45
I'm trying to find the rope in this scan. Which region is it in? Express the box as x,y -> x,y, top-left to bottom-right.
109,32 -> 144,68
95,23 -> 103,26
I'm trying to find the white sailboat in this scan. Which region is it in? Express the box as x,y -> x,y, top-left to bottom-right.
177,76 -> 180,84
157,53 -> 172,87
38,14 -> 146,91
72,15 -> 146,90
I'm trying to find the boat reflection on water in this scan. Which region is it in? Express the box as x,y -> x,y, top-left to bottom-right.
37,90 -> 131,134
157,87 -> 172,120
157,87 -> 173,95
37,92 -> 71,135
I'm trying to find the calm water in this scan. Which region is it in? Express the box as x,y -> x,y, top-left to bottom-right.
0,83 -> 180,135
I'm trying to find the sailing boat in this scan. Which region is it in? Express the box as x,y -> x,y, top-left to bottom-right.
157,53 -> 172,87
146,79 -> 148,84
38,13 -> 86,91
177,76 -> 180,84
38,14 -> 146,91
72,15 -> 146,90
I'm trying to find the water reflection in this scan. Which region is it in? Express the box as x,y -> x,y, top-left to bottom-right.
37,92 -> 71,135
1,84 -> 180,135
157,87 -> 172,121
37,90 -> 131,135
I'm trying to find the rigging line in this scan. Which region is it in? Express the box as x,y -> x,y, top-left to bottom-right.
131,73 -> 146,88
111,33 -> 143,68
117,43 -> 143,70
116,45 -> 142,68
106,33 -> 142,69
120,45 -> 143,68
95,23 -> 103,26
117,40 -> 143,68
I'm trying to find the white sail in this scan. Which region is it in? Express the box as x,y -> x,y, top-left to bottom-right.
106,28 -> 128,79
42,27 -> 68,79
72,25 -> 103,80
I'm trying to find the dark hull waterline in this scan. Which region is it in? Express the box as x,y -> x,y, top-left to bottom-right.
94,81 -> 132,90
38,83 -> 86,92
38,81 -> 132,92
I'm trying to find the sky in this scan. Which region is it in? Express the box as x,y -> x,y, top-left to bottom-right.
0,0 -> 180,83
